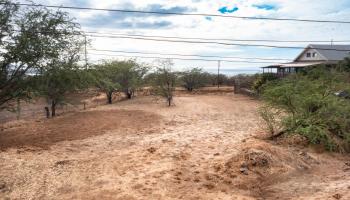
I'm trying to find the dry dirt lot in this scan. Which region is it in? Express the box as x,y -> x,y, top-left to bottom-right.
0,92 -> 349,200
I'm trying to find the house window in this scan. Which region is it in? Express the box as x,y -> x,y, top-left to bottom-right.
312,52 -> 317,57
306,53 -> 311,58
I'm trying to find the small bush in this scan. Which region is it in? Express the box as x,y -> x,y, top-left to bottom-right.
152,59 -> 176,106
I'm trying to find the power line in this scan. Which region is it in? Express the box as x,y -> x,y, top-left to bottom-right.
86,35 -> 350,51
9,29 -> 350,51
83,52 -> 278,64
13,29 -> 350,44
11,29 -> 350,51
84,31 -> 350,43
6,2 -> 350,24
88,49 -> 292,61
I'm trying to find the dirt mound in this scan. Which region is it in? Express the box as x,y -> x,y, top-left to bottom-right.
0,109 -> 161,150
208,140 -> 319,197
226,142 -> 315,175
164,140 -> 320,199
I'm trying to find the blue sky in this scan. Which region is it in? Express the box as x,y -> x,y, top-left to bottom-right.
21,0 -> 350,74
252,4 -> 278,11
218,6 -> 239,14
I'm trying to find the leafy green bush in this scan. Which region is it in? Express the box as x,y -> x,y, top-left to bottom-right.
261,65 -> 350,152
253,73 -> 278,94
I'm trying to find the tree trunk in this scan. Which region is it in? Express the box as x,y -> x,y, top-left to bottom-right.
45,107 -> 50,118
167,96 -> 172,106
126,89 -> 132,99
51,100 -> 56,117
16,98 -> 21,120
106,92 -> 113,104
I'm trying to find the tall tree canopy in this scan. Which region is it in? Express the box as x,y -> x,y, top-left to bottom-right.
92,60 -> 148,104
33,60 -> 89,117
180,68 -> 208,92
0,0 -> 83,108
111,60 -> 148,99
92,62 -> 122,104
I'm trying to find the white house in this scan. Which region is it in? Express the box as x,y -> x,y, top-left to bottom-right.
262,44 -> 350,77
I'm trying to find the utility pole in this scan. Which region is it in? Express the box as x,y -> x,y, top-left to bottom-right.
84,35 -> 88,69
217,60 -> 221,88
331,39 -> 333,46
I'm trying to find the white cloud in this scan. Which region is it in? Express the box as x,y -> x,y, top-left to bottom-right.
24,0 -> 350,74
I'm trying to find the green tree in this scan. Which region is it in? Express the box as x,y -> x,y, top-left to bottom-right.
143,72 -> 158,87
92,63 -> 121,104
93,60 -> 148,103
0,0 -> 83,109
153,59 -> 176,106
181,68 -> 208,91
34,59 -> 88,117
202,73 -> 230,87
112,60 -> 148,99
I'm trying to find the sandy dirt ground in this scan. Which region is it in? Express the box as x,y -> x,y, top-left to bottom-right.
0,92 -> 349,200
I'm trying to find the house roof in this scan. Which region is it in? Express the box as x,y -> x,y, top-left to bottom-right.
263,44 -> 350,69
294,44 -> 350,62
280,61 -> 324,68
262,61 -> 324,68
262,64 -> 282,68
